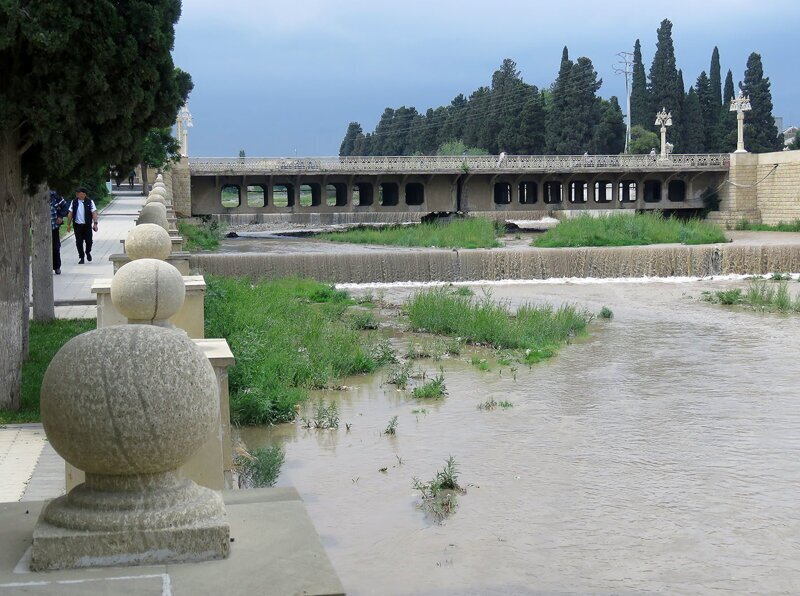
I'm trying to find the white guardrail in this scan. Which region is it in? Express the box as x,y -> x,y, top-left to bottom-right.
189,154 -> 730,174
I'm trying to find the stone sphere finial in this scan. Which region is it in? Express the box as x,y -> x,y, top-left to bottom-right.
111,259 -> 185,325
150,186 -> 168,198
137,202 -> 169,231
155,173 -> 164,182
40,325 -> 217,476
125,223 -> 171,261
145,192 -> 167,206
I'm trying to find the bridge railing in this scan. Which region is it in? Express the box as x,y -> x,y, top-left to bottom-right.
189,154 -> 730,174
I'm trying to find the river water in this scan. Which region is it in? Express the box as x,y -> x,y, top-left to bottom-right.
240,279 -> 800,594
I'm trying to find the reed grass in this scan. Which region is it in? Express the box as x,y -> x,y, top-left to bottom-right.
204,277 -> 395,425
734,219 -> 800,232
235,445 -> 284,488
533,213 -> 727,247
317,218 -> 502,249
706,279 -> 800,313
0,319 -> 95,424
178,220 -> 223,251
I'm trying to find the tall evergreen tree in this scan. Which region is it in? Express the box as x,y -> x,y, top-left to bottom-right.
546,47 -> 573,153
695,71 -> 716,151
591,97 -> 627,154
438,94 -> 467,145
682,87 -> 705,153
339,122 -> 363,156
630,39 -> 650,128
740,52 -> 782,152
709,47 -> 723,107
648,19 -> 682,149
517,88 -> 547,154
719,69 -> 738,151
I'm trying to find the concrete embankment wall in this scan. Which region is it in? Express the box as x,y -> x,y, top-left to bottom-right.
191,244 -> 800,284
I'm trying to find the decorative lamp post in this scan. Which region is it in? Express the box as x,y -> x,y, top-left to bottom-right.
176,104 -> 193,157
654,107 -> 673,159
730,92 -> 752,153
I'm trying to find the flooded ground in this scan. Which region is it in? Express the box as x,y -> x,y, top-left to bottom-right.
240,278 -> 800,595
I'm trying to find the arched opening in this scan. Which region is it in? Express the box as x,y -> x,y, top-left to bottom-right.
643,180 -> 662,203
353,183 -> 373,206
247,184 -> 265,208
569,181 -> 588,203
618,180 -> 637,202
493,182 -> 511,204
519,181 -> 537,204
544,181 -> 562,204
379,182 -> 399,206
594,180 -> 613,203
221,184 -> 240,208
405,182 -> 425,206
272,184 -> 294,208
299,183 -> 321,207
668,180 -> 686,202
327,183 -> 347,206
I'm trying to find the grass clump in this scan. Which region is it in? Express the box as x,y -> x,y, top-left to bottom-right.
205,277 -> 395,426
411,372 -> 447,399
735,218 -> 800,232
384,415 -> 399,435
704,279 -> 800,313
599,306 -> 614,319
412,456 -> 465,520
532,213 -> 727,247
301,399 -> 340,429
405,287 -> 589,363
386,361 -> 413,389
471,354 -> 490,372
477,398 -> 513,410
178,219 -> 224,251
236,445 -> 285,488
317,218 -> 502,249
1,319 -> 95,424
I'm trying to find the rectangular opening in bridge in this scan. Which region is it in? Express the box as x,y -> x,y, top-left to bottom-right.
668,180 -> 686,202
569,181 -> 588,203
493,182 -> 511,204
379,183 -> 399,206
299,184 -> 321,207
353,183 -> 373,206
519,182 -> 537,204
327,183 -> 347,206
643,180 -> 662,203
220,184 -> 240,208
594,181 -> 613,203
247,185 -> 265,208
619,180 -> 637,202
544,181 -> 562,204
273,184 -> 293,208
405,182 -> 424,206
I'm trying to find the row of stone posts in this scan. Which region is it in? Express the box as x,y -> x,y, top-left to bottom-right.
31,174 -> 235,570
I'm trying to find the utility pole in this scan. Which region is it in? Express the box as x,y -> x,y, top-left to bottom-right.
614,51 -> 634,153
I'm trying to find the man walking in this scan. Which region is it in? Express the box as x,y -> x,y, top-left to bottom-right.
49,190 -> 68,274
66,187 -> 98,264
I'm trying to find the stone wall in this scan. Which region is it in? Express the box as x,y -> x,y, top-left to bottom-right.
171,158 -> 192,217
709,150 -> 800,226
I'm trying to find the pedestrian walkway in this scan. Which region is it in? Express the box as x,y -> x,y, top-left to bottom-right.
4,185 -> 150,505
52,186 -> 146,318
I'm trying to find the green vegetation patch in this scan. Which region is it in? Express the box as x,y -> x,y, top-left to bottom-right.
533,213 -> 727,248
1,319 -> 95,424
204,277 -> 395,426
317,218 -> 502,249
178,220 -> 223,251
236,445 -> 285,488
734,219 -> 800,232
404,287 -> 589,363
704,279 -> 800,313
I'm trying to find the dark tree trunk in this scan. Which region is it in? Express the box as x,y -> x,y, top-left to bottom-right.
140,162 -> 149,195
32,184 -> 54,321
0,131 -> 27,410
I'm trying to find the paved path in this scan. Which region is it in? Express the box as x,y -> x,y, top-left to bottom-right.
2,186 -> 148,504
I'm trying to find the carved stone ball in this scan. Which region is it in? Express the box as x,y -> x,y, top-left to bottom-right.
150,186 -> 169,198
155,173 -> 164,183
111,258 -> 186,322
40,324 -> 217,476
125,223 -> 171,261
146,192 -> 167,205
137,202 -> 169,231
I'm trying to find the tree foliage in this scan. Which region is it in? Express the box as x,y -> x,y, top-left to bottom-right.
630,39 -> 650,128
740,52 -> 782,153
648,19 -> 683,150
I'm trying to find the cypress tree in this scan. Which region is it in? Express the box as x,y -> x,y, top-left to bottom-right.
707,48 -> 724,151
630,39 -> 650,128
720,70 -> 738,151
517,87 -> 546,154
339,122 -> 363,156
695,71 -> 716,151
591,97 -> 627,154
710,47 -> 723,107
682,87 -> 705,153
740,53 -> 782,152
648,20 -> 682,149
546,47 -> 573,153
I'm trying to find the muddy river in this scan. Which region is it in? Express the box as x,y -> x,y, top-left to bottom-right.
240,279 -> 800,594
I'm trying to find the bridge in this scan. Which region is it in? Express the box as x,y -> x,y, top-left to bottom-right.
183,154 -> 730,223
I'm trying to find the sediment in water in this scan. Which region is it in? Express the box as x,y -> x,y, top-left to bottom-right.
190,244 -> 800,283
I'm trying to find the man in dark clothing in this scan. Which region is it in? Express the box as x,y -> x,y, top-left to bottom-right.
66,187 -> 98,264
49,190 -> 68,274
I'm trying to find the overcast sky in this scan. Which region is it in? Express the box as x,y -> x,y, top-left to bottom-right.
172,0 -> 800,156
